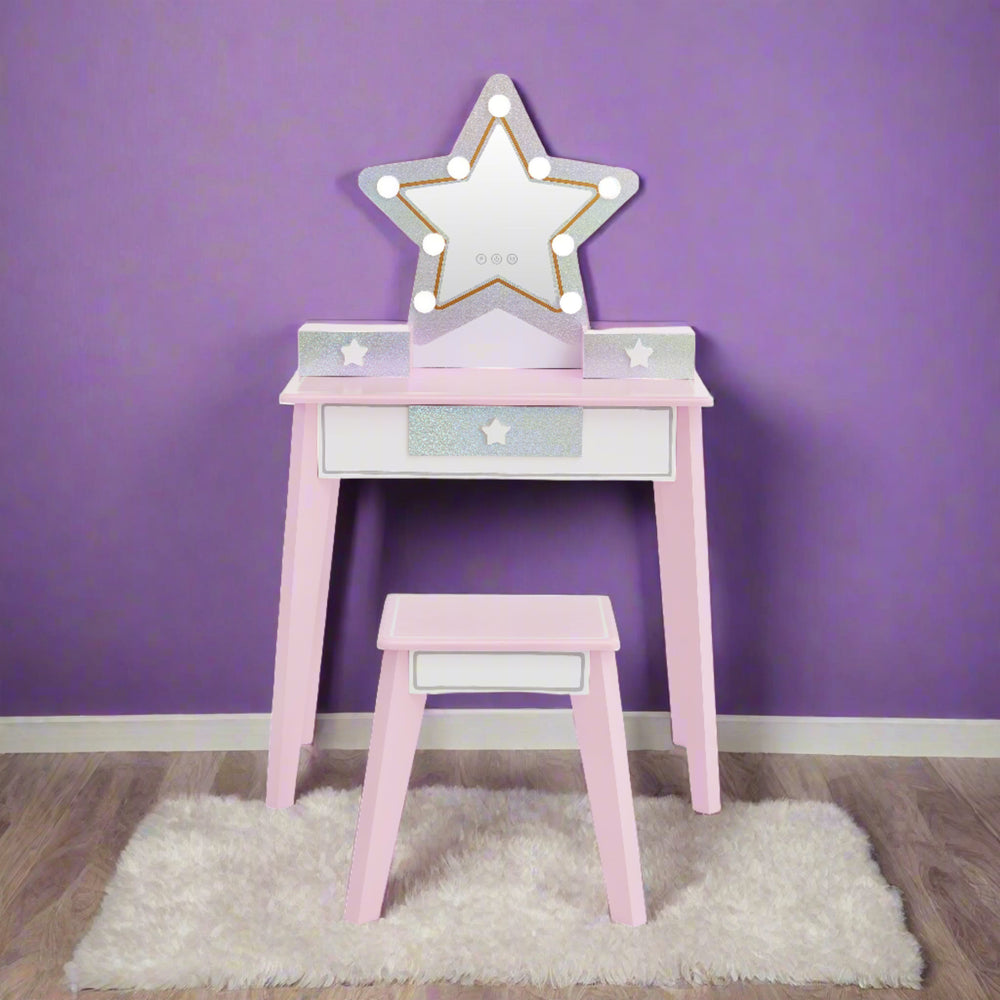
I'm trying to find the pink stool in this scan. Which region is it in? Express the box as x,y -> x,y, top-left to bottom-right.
343,593 -> 646,926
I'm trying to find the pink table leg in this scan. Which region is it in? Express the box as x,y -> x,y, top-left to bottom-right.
344,649 -> 427,923
266,403 -> 340,809
300,475 -> 340,747
653,406 -> 721,814
571,649 -> 647,926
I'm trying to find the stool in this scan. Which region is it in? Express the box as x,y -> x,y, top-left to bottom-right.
342,593 -> 646,926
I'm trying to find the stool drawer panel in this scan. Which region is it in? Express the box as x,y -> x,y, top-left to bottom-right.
319,406 -> 675,479
409,405 -> 581,457
410,651 -> 589,694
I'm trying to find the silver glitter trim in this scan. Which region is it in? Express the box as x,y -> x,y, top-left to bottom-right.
583,327 -> 696,380
408,405 -> 583,457
298,323 -> 410,376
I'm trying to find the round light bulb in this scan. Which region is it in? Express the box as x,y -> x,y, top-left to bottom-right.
487,94 -> 511,117
559,292 -> 583,314
551,233 -> 575,257
598,176 -> 622,199
422,233 -> 445,256
447,156 -> 470,180
528,157 -> 551,180
376,175 -> 400,198
413,290 -> 437,313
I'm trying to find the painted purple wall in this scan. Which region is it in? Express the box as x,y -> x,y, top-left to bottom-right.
1,1 -> 997,720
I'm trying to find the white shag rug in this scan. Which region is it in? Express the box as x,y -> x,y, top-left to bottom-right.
67,787 -> 923,990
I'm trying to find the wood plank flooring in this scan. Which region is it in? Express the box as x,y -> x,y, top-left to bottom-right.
1,748 -> 997,1000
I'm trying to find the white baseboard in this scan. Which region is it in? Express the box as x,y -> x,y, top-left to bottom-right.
0,711 -> 997,757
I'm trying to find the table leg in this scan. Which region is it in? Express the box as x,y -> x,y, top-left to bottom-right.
653,406 -> 721,814
300,475 -> 340,747
266,403 -> 339,809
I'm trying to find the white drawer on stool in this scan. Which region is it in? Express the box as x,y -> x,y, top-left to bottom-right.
409,650 -> 589,694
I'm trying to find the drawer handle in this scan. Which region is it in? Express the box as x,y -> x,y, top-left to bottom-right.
481,416 -> 511,446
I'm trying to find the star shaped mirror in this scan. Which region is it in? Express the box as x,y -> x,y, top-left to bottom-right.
359,73 -> 639,369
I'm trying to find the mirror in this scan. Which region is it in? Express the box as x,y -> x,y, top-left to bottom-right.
358,74 -> 639,369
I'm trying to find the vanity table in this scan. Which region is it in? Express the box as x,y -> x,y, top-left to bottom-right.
264,72 -> 721,819
265,364 -> 721,816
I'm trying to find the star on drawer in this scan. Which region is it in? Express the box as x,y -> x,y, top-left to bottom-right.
341,338 -> 369,367
625,338 -> 653,368
481,417 -> 511,446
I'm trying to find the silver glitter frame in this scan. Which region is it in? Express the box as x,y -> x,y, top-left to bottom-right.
358,74 -> 639,349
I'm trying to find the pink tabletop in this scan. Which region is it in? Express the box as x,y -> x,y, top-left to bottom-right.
280,367 -> 713,408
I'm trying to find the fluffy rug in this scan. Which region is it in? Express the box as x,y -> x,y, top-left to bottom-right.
67,787 -> 923,990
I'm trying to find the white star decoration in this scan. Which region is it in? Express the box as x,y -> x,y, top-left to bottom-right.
357,73 -> 639,343
481,417 -> 511,446
340,339 -> 368,366
625,338 -> 653,368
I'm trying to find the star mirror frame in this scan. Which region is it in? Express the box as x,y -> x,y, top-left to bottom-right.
358,74 -> 640,369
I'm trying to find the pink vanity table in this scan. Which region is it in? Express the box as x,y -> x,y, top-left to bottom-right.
265,364 -> 721,817
264,71 -> 721,825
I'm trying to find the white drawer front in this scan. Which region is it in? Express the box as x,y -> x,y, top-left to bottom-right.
410,651 -> 589,694
319,405 -> 674,480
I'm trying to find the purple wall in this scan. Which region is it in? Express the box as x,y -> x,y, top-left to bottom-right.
1,1 -> 997,720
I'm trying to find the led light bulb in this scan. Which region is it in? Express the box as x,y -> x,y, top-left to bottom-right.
559,292 -> 583,314
422,233 -> 446,256
598,176 -> 622,199
551,233 -> 575,257
413,290 -> 437,313
487,94 -> 511,117
528,157 -> 551,180
376,175 -> 400,198
447,156 -> 470,180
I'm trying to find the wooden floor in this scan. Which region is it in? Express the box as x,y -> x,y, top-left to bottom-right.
0,748 -> 997,1000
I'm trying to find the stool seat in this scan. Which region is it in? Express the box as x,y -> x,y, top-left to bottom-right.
343,593 -> 647,928
377,593 -> 620,651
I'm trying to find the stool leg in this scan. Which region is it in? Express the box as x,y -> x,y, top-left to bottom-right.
571,650 -> 646,926
344,649 -> 426,923
653,406 -> 721,815
266,404 -> 338,809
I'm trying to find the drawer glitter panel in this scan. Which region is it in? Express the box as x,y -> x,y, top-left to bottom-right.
408,405 -> 583,457
583,325 -> 696,379
298,322 -> 410,376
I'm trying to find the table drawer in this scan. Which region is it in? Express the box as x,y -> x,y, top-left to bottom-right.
410,650 -> 589,694
408,405 -> 582,457
319,405 -> 675,480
